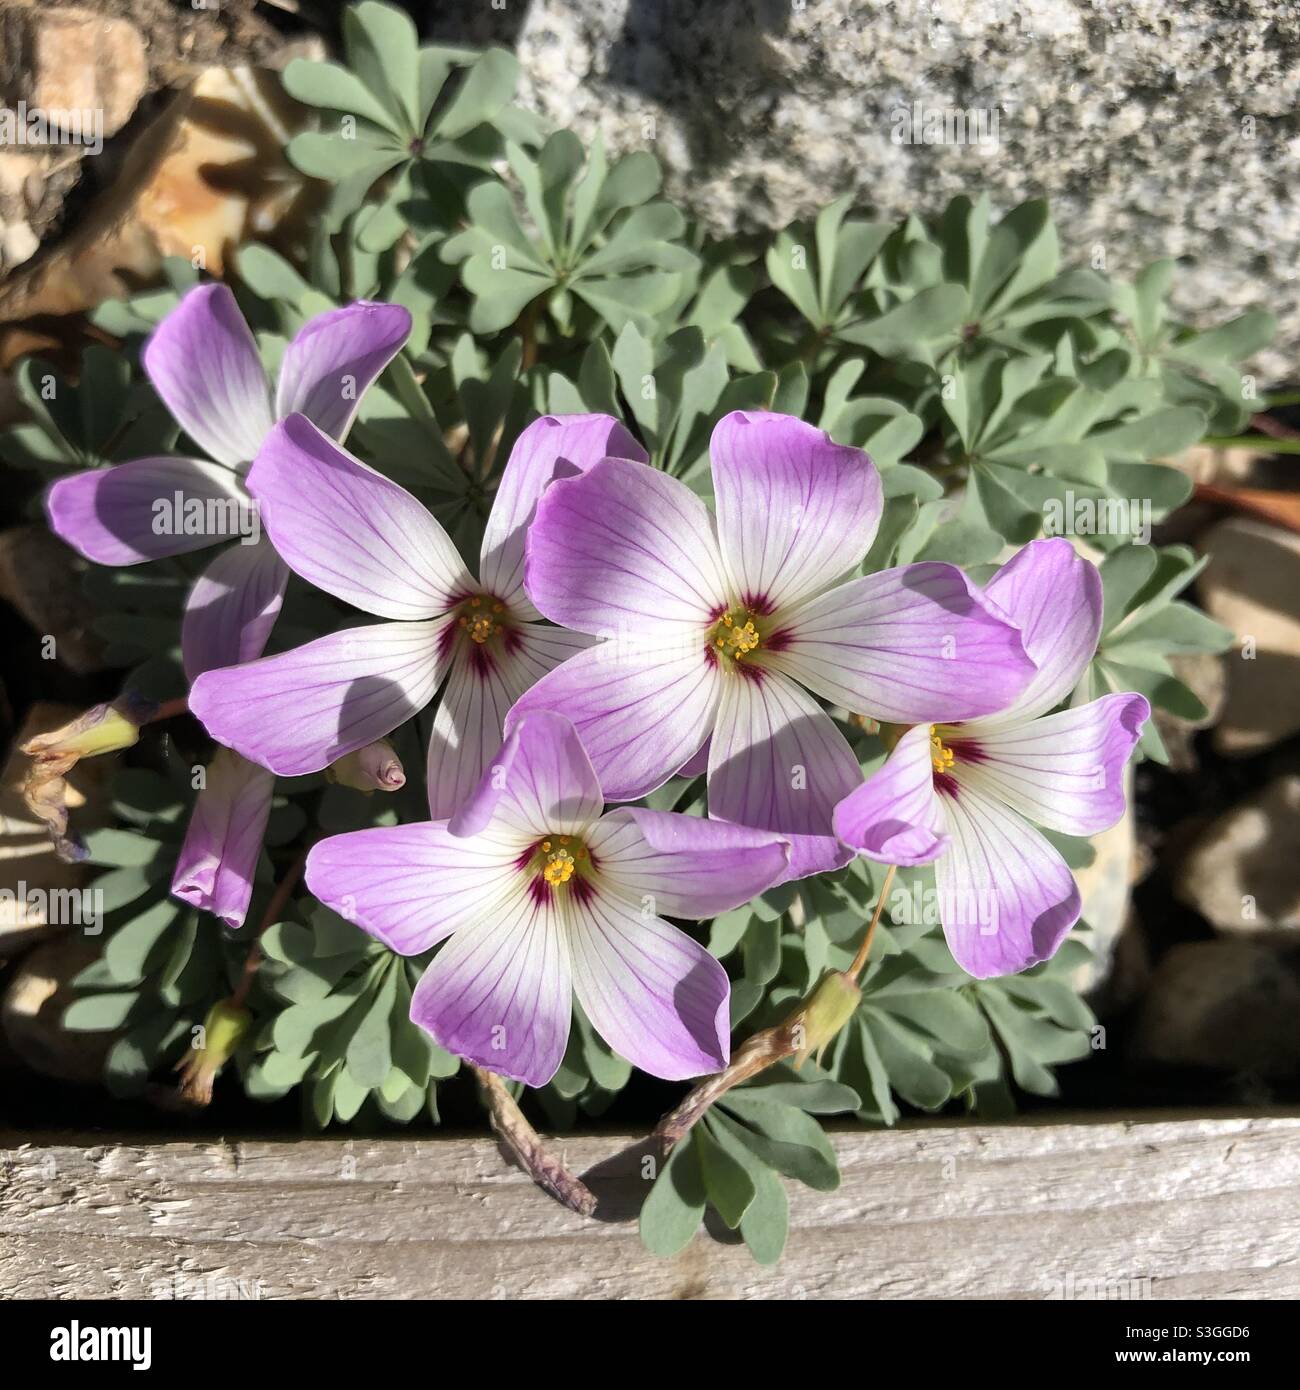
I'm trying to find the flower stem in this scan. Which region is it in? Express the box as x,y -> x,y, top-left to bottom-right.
652,866 -> 897,1151
517,297 -> 541,372
847,862 -> 896,982
229,842 -> 311,1010
652,1018 -> 805,1149
470,1066 -> 598,1217
148,696 -> 189,723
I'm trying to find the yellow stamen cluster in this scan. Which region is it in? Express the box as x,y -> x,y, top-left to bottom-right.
930,727 -> 956,775
713,610 -> 760,661
540,835 -> 586,887
458,596 -> 506,644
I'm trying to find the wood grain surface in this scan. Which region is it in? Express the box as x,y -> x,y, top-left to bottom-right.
2,1111 -> 1297,1299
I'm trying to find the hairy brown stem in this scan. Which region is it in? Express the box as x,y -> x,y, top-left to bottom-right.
1250,411 -> 1300,442
652,1019 -> 804,1149
652,866 -> 896,1150
471,1066 -> 597,1217
148,696 -> 190,723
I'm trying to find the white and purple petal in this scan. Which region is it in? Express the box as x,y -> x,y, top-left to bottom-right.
767,562 -> 1034,723
275,300 -> 411,442
708,669 -> 860,881
248,414 -> 471,620
953,693 -> 1149,836
585,806 -> 790,919
409,877 -> 572,1087
710,411 -> 882,613
524,454 -> 729,637
171,749 -> 274,929
564,888 -> 730,1080
306,820 -> 520,956
181,535 -> 289,681
480,413 -> 647,617
142,283 -> 273,468
426,622 -> 594,821
977,537 -> 1103,725
506,638 -> 721,803
45,456 -> 244,566
934,779 -> 1081,978
449,708 -> 604,843
832,724 -> 949,866
189,618 -> 449,776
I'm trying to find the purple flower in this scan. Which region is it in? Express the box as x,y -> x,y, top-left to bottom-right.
306,710 -> 790,1087
189,413 -> 645,817
171,748 -> 275,929
511,411 -> 1035,882
833,538 -> 1150,978
46,283 -> 411,680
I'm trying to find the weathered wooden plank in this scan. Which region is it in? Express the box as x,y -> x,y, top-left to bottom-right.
2,1112 -> 1297,1299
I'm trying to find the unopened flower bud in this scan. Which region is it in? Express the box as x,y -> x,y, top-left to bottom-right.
791,970 -> 861,1069
20,693 -> 157,862
325,739 -> 405,793
175,998 -> 251,1106
21,693 -> 154,764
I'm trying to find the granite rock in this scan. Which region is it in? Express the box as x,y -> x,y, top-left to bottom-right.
430,0 -> 1299,378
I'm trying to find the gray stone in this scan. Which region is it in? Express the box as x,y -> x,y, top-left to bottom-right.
1177,774 -> 1300,934
431,0 -> 1299,379
1197,519 -> 1300,756
1132,939 -> 1300,1078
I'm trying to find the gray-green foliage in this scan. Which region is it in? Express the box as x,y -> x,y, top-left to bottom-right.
62,767 -> 245,1098
250,907 -> 460,1127
6,0 -> 1269,1266
640,1069 -> 860,1266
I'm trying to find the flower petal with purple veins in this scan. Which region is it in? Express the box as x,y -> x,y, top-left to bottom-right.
181,535 -> 289,681
564,887 -> 730,1080
525,454 -> 729,636
248,414 -> 471,619
426,621 -> 594,820
832,723 -> 949,866
765,562 -> 1035,723
274,300 -> 412,443
954,692 -> 1149,836
306,821 -> 523,956
46,456 -> 245,566
934,778 -> 1081,978
675,738 -> 711,779
506,638 -> 722,802
409,876 -> 573,1087
189,618 -> 450,776
171,749 -> 275,929
708,667 -> 860,881
449,708 -> 604,843
710,410 -> 883,613
142,283 -> 273,468
978,537 -> 1103,724
585,806 -> 789,919
480,413 -> 647,618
